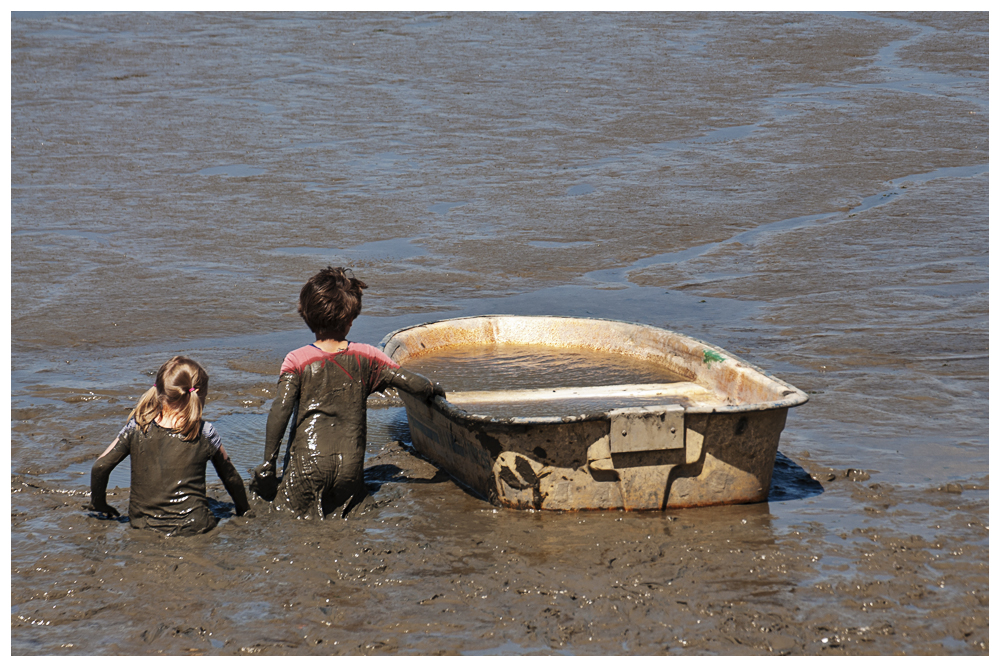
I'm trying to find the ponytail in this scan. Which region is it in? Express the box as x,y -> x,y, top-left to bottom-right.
130,356 -> 209,441
129,386 -> 161,434
176,383 -> 206,441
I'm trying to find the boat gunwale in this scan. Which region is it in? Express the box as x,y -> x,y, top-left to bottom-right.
380,314 -> 809,426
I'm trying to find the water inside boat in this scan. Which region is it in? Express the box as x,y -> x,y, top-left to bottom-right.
401,343 -> 720,418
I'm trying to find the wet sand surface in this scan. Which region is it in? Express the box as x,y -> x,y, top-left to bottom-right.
10,12 -> 988,655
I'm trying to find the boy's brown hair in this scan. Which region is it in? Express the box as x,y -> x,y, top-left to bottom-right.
298,267 -> 368,340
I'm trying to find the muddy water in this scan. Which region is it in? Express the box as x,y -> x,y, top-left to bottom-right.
10,12 -> 988,655
402,343 -> 690,417
403,344 -> 687,392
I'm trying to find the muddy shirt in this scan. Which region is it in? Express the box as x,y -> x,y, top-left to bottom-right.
91,419 -> 249,536
259,342 -> 436,518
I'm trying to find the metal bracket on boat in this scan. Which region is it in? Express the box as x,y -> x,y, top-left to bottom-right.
608,405 -> 685,454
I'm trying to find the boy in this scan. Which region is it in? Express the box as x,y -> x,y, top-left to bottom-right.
249,266 -> 444,518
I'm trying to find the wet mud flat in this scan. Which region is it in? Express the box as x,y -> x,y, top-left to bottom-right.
10,438 -> 988,656
10,11 -> 989,656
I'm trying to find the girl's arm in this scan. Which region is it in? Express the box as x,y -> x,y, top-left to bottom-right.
98,438 -> 119,458
90,437 -> 130,517
210,445 -> 251,516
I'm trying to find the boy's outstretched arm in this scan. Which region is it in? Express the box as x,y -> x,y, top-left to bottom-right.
384,368 -> 446,402
211,445 -> 252,516
89,438 -> 129,517
251,372 -> 300,497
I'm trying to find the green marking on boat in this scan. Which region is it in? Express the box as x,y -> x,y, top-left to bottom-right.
703,349 -> 726,366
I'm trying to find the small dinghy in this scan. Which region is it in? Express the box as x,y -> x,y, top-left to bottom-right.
380,316 -> 807,511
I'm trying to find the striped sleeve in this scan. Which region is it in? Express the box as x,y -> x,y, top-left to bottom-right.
116,418 -> 138,439
202,421 -> 223,453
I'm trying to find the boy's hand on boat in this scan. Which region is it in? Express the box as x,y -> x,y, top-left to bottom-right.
416,381 -> 445,402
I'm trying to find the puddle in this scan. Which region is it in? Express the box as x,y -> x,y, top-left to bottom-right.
527,241 -> 594,249
272,238 -> 425,262
193,164 -> 266,177
428,201 -> 467,215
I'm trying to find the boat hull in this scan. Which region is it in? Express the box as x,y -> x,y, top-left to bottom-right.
382,316 -> 807,511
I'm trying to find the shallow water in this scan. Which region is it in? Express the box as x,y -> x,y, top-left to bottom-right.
10,11 -> 988,655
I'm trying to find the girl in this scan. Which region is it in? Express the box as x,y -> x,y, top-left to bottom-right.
89,356 -> 251,536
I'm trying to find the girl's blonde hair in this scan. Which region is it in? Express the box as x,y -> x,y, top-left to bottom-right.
129,356 -> 209,441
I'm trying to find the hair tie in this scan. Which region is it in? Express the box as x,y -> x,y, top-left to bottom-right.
189,387 -> 197,393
